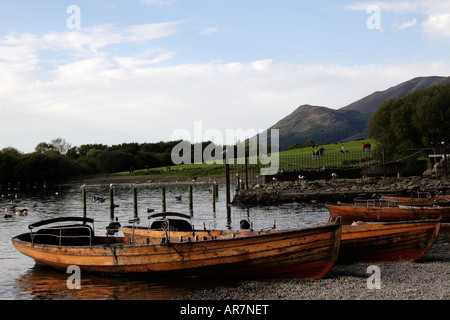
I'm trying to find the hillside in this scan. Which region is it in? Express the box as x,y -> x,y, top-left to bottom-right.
269,105 -> 370,150
268,76 -> 450,150
340,76 -> 448,114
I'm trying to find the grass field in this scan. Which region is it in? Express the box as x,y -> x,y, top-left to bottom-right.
112,139 -> 378,178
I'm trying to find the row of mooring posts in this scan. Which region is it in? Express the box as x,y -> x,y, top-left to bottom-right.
81,184 -> 221,221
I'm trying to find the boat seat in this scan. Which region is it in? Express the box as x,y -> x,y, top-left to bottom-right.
32,224 -> 94,246
150,218 -> 193,232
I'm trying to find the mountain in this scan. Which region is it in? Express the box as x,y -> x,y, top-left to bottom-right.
340,76 -> 448,114
268,105 -> 370,150
268,76 -> 450,150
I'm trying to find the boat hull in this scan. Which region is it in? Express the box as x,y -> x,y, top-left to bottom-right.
338,220 -> 441,263
381,195 -> 450,206
12,223 -> 341,279
327,204 -> 450,223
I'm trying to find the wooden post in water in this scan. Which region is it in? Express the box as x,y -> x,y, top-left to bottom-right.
109,186 -> 115,221
223,148 -> 231,207
82,188 -> 87,218
215,183 -> 219,199
133,187 -> 138,219
161,187 -> 166,212
212,184 -> 216,212
188,185 -> 193,215
225,163 -> 230,206
245,153 -> 249,190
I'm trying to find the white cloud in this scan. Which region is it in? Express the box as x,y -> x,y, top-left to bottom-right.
200,27 -> 219,35
2,22 -> 450,153
393,18 -> 417,30
38,21 -> 183,55
3,50 -> 449,152
346,0 -> 450,38
345,1 -> 421,14
422,13 -> 450,38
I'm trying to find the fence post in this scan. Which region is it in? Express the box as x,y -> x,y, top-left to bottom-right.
161,187 -> 166,212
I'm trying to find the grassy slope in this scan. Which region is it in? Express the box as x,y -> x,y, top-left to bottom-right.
111,139 -> 377,178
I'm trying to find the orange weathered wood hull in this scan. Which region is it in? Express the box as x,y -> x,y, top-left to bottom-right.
381,195 -> 450,206
327,204 -> 450,223
338,220 -> 441,263
12,223 -> 341,279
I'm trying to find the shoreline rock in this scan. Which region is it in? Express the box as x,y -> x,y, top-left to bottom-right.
233,175 -> 450,205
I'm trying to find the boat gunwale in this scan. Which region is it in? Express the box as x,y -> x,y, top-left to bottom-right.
12,220 -> 341,249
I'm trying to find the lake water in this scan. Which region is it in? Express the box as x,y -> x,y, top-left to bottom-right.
0,182 -> 330,300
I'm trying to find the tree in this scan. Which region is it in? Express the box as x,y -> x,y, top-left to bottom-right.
35,142 -> 55,153
50,138 -> 72,155
368,84 -> 450,159
0,148 -> 21,184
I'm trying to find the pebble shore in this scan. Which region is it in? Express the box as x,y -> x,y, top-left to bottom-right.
177,230 -> 449,300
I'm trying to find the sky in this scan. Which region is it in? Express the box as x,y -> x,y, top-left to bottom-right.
1,0 -> 450,153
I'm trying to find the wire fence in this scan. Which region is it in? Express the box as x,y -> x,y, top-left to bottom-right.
230,149 -> 435,188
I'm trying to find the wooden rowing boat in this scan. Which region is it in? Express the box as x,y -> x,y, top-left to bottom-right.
381,194 -> 450,206
337,219 -> 441,263
327,202 -> 450,224
125,213 -> 441,265
11,216 -> 342,279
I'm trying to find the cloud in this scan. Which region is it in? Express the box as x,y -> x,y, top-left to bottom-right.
345,0 -> 450,38
422,13 -> 450,38
393,18 -> 417,30
345,1 -> 421,14
2,47 -> 450,152
200,27 -> 219,35
37,21 -> 183,55
2,21 -> 450,153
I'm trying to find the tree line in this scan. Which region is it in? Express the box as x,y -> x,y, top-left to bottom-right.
0,139 -> 249,185
0,140 -> 186,185
368,83 -> 450,159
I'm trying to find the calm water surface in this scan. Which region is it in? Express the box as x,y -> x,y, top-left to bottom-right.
0,182 -> 329,300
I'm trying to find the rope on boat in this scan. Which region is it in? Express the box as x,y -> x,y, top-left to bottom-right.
167,241 -> 184,260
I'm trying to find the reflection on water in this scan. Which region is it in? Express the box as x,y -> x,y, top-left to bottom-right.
14,265 -> 243,300
1,182 -> 329,300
